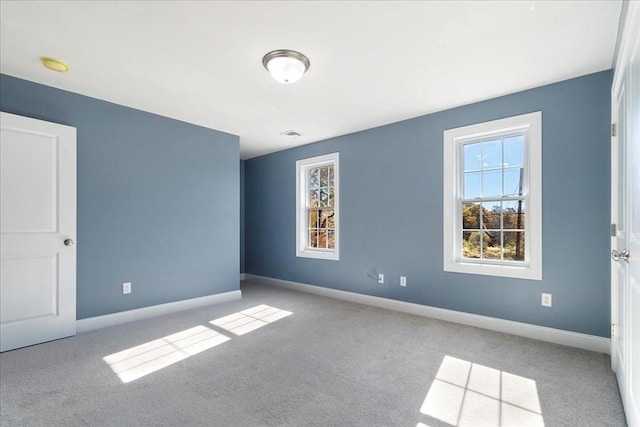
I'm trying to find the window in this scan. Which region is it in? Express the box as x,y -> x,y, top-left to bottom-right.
296,153 -> 339,260
443,112 -> 541,280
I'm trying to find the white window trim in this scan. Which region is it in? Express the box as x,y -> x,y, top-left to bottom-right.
296,152 -> 339,260
443,112 -> 542,280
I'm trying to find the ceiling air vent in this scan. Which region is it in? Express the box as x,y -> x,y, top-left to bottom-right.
281,130 -> 302,137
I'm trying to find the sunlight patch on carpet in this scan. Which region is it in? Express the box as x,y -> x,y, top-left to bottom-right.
103,304 -> 292,383
419,355 -> 544,427
103,325 -> 230,383
210,304 -> 292,336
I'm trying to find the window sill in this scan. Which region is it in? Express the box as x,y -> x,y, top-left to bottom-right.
444,260 -> 541,280
296,249 -> 339,261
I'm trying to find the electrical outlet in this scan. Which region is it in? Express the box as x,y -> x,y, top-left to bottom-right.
400,276 -> 407,287
123,282 -> 132,295
541,293 -> 552,307
378,273 -> 384,284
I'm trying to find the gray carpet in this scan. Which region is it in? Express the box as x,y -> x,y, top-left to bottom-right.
0,280 -> 626,426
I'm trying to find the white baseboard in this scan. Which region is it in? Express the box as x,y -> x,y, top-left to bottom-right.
246,274 -> 610,354
240,273 -> 246,281
77,290 -> 242,333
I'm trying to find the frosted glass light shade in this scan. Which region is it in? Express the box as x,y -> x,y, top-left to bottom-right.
262,50 -> 310,84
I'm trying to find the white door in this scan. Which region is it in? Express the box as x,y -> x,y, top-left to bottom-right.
611,3 -> 640,425
0,112 -> 77,352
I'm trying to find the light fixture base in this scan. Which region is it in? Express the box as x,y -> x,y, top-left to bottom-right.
281,130 -> 302,137
41,57 -> 69,73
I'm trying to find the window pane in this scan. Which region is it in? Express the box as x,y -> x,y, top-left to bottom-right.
318,230 -> 327,248
327,230 -> 335,249
504,167 -> 523,197
328,188 -> 335,207
324,209 -> 335,228
310,189 -> 319,207
319,209 -> 334,229
309,169 -> 320,189
464,143 -> 482,171
320,188 -> 329,207
484,230 -> 502,260
504,231 -> 525,261
462,202 -> 481,229
504,135 -> 524,167
464,172 -> 481,199
503,200 -> 525,230
309,209 -> 319,229
482,202 -> 501,229
329,166 -> 334,187
462,231 -> 481,259
482,170 -> 502,197
320,167 -> 329,187
482,139 -> 502,169
310,229 -> 318,248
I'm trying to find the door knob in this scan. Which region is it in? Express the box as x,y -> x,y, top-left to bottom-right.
611,249 -> 630,263
64,239 -> 75,246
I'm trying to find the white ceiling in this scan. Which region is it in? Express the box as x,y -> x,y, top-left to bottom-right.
0,1 -> 621,159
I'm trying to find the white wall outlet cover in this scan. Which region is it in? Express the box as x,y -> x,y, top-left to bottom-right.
123,282 -> 132,294
400,276 -> 407,287
541,293 -> 552,307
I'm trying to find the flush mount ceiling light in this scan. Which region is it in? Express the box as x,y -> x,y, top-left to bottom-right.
262,50 -> 310,84
281,130 -> 302,137
40,57 -> 69,73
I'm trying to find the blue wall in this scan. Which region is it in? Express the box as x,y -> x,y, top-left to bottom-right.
1,74 -> 240,319
245,70 -> 612,337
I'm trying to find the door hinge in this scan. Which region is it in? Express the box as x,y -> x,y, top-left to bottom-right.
612,123 -> 617,137
611,223 -> 617,237
611,323 -> 616,337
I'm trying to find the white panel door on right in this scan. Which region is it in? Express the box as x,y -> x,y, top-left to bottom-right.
0,112 -> 77,352
611,3 -> 640,425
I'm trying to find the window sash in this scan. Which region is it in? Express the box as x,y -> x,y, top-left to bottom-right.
459,203 -> 527,263
456,131 -> 529,266
307,207 -> 335,250
305,164 -> 335,251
